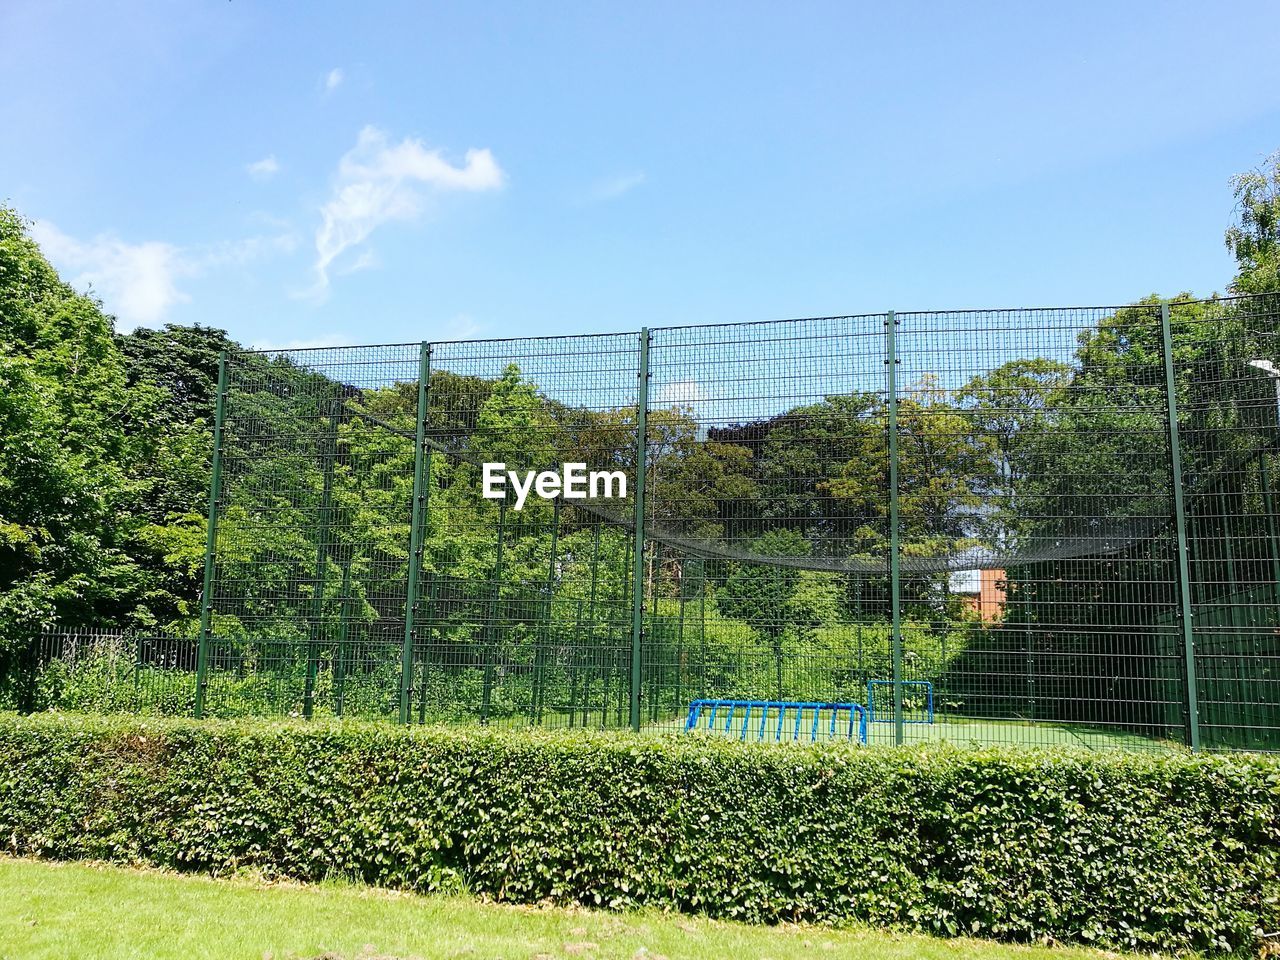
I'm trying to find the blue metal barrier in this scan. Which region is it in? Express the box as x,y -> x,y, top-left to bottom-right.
866,680 -> 934,724
683,699 -> 867,745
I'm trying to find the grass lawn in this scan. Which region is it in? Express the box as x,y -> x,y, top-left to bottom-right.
0,857 -> 1142,960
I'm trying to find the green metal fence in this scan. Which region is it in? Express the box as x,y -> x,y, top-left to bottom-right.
16,294 -> 1280,751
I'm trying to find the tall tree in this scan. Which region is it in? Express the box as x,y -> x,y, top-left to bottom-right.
1227,150 -> 1280,295
1,208 -> 157,642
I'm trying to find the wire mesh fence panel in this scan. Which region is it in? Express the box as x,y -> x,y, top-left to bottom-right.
204,344 -> 423,720
410,333 -> 641,729
1171,295 -> 1280,751
895,305 -> 1186,751
642,315 -> 893,738
15,294 -> 1280,752
19,629 -> 200,715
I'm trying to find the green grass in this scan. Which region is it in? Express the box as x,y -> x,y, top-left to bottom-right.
0,857 -> 1146,960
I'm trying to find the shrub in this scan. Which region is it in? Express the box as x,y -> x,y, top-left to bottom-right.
0,712 -> 1277,955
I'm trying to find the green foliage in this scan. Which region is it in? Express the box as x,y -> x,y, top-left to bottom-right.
1227,149 -> 1280,295
820,382 -> 998,557
718,530 -> 807,632
1,713 -> 1277,955
35,654 -> 199,716
0,209 -> 223,644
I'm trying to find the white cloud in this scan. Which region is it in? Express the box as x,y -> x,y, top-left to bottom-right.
587,170 -> 646,202
246,154 -> 280,180
308,125 -> 504,295
30,221 -> 298,330
324,67 -> 344,92
31,221 -> 192,329
653,379 -> 705,409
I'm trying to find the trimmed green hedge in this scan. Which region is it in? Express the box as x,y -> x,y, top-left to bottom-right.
1,714 -> 1277,955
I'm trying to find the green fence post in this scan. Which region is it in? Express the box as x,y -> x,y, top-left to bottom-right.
885,311 -> 905,745
416,434 -> 437,718
698,574 -> 707,699
194,350 -> 228,719
334,562 -> 351,717
481,499 -> 507,725
675,564 -> 687,710
418,572 -> 437,725
629,328 -> 651,732
648,543 -> 663,722
1159,302 -> 1201,751
1258,452 -> 1280,613
581,523 -> 601,728
533,499 -> 560,724
305,397 -> 338,720
400,341 -> 432,724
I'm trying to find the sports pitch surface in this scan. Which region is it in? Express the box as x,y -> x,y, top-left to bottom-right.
677,710 -> 1182,752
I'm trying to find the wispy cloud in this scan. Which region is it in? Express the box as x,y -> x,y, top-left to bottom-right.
336,248 -> 378,277
31,222 -> 297,330
586,170 -> 646,203
308,125 -> 505,296
324,67 -> 344,93
246,154 -> 280,180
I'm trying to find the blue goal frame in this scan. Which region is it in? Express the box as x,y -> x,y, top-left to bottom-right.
683,699 -> 867,745
866,680 -> 934,724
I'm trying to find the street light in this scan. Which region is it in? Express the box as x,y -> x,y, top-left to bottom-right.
1246,355 -> 1280,425
1248,358 -> 1280,414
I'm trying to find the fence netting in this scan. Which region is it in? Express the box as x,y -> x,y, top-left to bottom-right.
12,294 -> 1279,752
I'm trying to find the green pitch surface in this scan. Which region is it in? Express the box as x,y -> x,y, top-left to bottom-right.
0,857 -> 1142,960
676,708 -> 1183,753
864,717 -> 1182,752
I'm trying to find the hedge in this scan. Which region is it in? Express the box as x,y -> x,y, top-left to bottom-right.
1,713 -> 1277,955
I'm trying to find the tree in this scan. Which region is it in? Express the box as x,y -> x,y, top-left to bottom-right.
717,529 -> 808,699
0,209 -> 238,644
1227,150 -> 1280,295
823,381 -> 998,559
0,208 -> 155,645
118,324 -> 237,429
958,359 -> 1072,491
753,394 -> 883,549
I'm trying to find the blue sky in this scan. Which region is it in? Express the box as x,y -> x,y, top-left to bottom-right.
2,1 -> 1278,349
